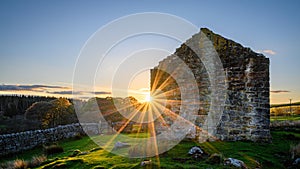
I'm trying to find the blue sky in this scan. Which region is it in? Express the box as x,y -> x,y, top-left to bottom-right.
0,0 -> 300,103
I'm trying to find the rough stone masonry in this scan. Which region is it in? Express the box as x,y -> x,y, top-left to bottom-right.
150,28 -> 271,142
0,123 -> 100,156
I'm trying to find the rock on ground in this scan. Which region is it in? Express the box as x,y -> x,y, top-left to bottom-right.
224,158 -> 247,169
188,146 -> 203,155
112,141 -> 130,150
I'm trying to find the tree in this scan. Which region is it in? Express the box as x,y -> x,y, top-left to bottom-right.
25,98 -> 77,128
25,101 -> 53,128
49,98 -> 71,126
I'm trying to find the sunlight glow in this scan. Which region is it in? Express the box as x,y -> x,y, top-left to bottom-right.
144,92 -> 152,102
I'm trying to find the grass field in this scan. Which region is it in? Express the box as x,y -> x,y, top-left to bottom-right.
1,130 -> 299,169
270,105 -> 300,117
270,115 -> 300,121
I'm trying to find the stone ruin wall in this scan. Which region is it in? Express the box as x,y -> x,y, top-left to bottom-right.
151,28 -> 271,142
0,123 -> 100,156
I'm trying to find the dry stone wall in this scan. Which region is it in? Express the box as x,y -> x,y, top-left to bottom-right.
0,123 -> 100,156
150,28 -> 271,142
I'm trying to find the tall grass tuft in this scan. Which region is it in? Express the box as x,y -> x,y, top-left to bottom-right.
13,159 -> 28,169
290,143 -> 300,159
0,155 -> 47,169
28,155 -> 47,168
0,161 -> 14,169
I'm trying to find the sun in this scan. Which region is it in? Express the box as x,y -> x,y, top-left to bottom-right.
144,92 -> 152,102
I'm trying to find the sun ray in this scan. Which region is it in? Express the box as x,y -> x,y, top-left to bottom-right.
134,103 -> 148,138
102,103 -> 146,150
152,100 -> 218,141
101,101 -> 142,117
115,103 -> 145,133
148,106 -> 160,166
151,68 -> 164,91
155,75 -> 175,92
154,88 -> 179,97
152,64 -> 183,92
149,100 -> 169,126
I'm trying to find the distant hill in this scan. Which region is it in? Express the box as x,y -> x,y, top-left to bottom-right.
271,102 -> 300,108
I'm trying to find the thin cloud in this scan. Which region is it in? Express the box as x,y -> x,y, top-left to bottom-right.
0,84 -> 68,91
271,90 -> 290,93
263,49 -> 276,55
257,49 -> 276,55
94,91 -> 111,95
139,88 -> 150,92
47,91 -> 80,95
0,84 -> 111,96
48,90 -> 111,95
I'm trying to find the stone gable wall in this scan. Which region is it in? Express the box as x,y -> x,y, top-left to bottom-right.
150,28 -> 270,142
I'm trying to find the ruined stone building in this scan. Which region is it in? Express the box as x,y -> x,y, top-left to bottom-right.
150,28 -> 270,142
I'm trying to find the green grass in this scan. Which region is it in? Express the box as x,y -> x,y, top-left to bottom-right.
1,131 -> 299,169
270,115 -> 300,121
0,136 -> 97,163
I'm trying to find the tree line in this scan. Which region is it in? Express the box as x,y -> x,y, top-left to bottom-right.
0,95 -> 78,133
0,95 -> 56,117
0,95 -> 144,134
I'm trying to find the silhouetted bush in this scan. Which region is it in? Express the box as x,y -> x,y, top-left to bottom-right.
44,144 -> 64,155
73,132 -> 83,140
